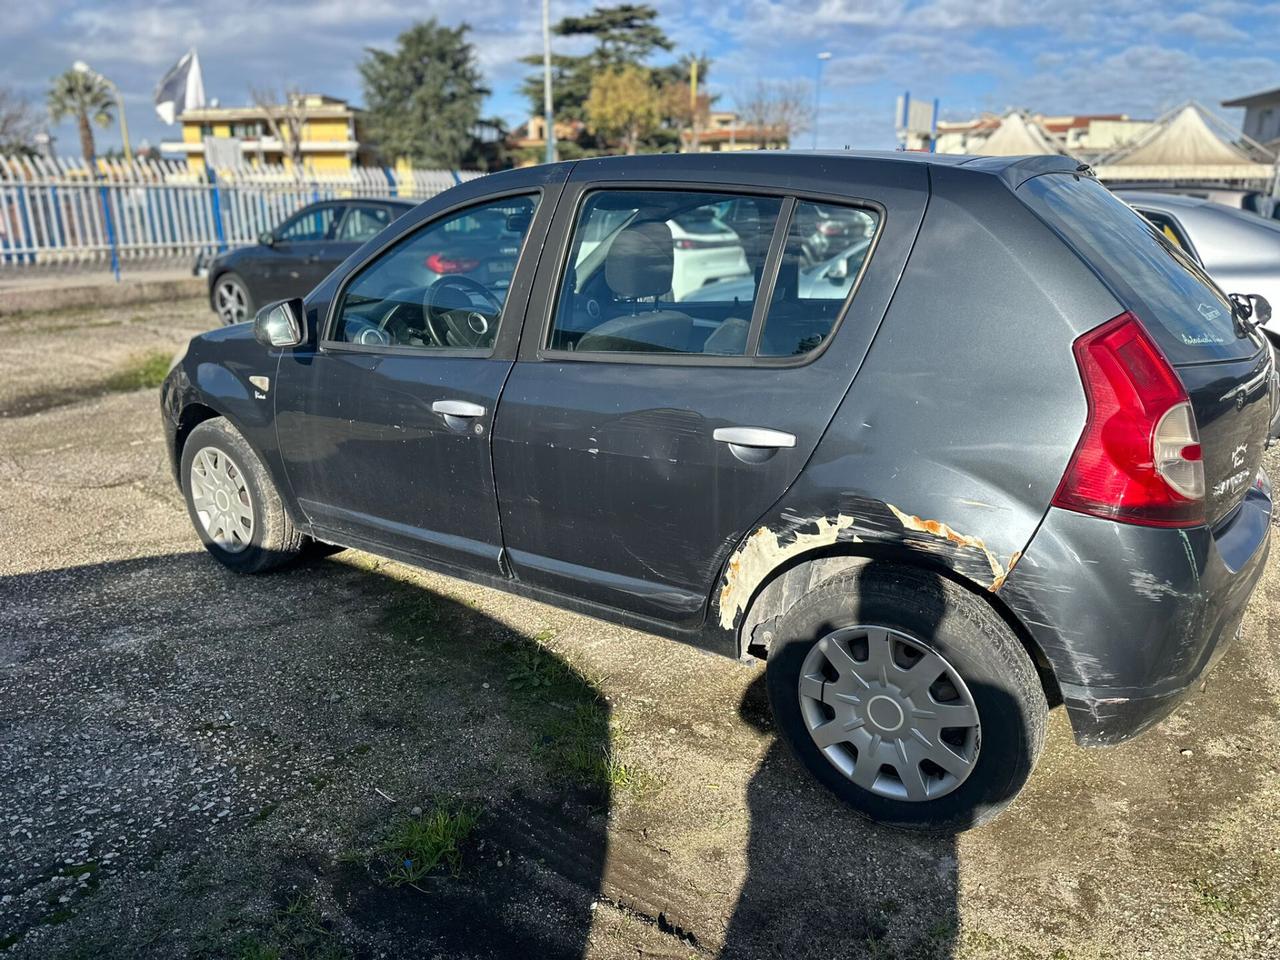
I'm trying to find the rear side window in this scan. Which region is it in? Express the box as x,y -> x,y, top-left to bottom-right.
1019,175 -> 1256,364
547,191 -> 880,359
277,206 -> 337,243
336,205 -> 394,242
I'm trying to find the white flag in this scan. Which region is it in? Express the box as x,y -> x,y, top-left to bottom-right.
154,49 -> 206,125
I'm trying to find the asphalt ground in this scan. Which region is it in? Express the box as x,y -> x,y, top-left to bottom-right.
1,297 -> 1278,959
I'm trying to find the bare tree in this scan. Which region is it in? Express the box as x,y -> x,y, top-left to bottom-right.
770,80 -> 814,147
0,87 -> 37,154
735,79 -> 814,149
250,86 -> 308,171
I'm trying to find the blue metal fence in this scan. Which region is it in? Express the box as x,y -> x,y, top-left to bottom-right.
0,155 -> 481,270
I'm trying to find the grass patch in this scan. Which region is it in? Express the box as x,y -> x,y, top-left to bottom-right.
231,893 -> 346,960
541,700 -> 652,794
103,349 -> 172,392
375,799 -> 480,886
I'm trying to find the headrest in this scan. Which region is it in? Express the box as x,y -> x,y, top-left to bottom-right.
605,220 -> 673,299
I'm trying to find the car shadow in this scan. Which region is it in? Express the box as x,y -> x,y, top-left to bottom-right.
719,560 -> 975,960
3,551 -> 998,959
0,551 -> 613,958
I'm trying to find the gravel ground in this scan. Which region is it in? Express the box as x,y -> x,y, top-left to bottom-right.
1,297 -> 1278,959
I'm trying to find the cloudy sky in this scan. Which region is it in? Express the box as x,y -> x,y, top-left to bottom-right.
3,0 -> 1278,156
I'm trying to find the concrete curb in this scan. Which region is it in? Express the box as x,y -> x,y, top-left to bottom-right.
0,274 -> 206,317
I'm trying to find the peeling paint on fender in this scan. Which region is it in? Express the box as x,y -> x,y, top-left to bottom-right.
718,516 -> 860,629
886,503 -> 1017,592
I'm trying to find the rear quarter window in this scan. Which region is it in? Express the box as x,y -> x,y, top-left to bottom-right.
1018,174 -> 1259,364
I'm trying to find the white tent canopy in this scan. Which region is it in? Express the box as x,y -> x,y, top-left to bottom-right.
978,112 -> 1062,156
1096,102 -> 1275,182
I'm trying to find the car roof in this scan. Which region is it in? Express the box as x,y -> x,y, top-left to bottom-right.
517,149 -> 1084,192
309,197 -> 416,210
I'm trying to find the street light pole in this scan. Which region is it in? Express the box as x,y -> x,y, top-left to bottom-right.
813,51 -> 831,150
542,0 -> 557,165
74,60 -> 132,162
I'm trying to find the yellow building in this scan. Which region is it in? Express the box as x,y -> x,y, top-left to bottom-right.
162,94 -> 366,173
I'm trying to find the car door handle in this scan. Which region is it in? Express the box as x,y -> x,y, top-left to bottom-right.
713,426 -> 796,464
432,399 -> 487,418
713,427 -> 796,448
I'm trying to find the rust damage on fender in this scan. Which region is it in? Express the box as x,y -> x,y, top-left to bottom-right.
718,515 -> 860,629
887,503 -> 1020,592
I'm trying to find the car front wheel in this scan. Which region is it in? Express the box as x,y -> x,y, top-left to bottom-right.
212,272 -> 254,325
765,563 -> 1047,831
181,417 -> 305,573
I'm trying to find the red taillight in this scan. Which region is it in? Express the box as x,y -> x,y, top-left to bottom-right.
1052,312 -> 1205,527
425,253 -> 480,274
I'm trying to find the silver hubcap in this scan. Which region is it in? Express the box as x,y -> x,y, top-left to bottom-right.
189,446 -> 254,553
798,626 -> 981,802
215,280 -> 247,324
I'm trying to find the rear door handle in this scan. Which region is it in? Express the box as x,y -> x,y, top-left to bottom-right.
713,427 -> 796,448
713,426 -> 796,464
432,399 -> 487,418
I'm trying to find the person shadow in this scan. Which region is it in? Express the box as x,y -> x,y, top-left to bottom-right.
719,560 -> 976,960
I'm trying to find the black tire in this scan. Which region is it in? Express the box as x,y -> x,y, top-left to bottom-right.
765,563 -> 1047,832
212,271 -> 254,325
180,417 -> 305,573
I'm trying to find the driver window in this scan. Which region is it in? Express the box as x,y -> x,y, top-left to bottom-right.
330,194 -> 538,351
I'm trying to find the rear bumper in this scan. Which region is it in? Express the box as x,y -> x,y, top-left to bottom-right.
1002,482 -> 1271,746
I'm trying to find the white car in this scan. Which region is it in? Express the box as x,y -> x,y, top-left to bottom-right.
574,209 -> 749,301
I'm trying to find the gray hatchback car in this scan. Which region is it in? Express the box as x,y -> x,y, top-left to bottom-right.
161,152 -> 1273,830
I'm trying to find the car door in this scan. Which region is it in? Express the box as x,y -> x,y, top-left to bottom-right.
257,202 -> 342,302
492,158 -> 927,626
273,172 -> 565,572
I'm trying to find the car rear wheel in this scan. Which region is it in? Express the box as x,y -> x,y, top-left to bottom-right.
765,563 -> 1047,832
181,417 -> 305,573
213,272 -> 254,325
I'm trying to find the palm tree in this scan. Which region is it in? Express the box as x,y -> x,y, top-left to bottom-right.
47,69 -> 114,166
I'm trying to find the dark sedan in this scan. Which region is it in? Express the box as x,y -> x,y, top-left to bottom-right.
164,152 -> 1272,830
208,198 -> 415,325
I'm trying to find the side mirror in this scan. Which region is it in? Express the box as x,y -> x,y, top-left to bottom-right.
258,230 -> 275,247
253,298 -> 305,348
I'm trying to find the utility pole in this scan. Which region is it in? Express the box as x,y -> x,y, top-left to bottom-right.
688,58 -> 700,153
542,0 -> 556,165
813,51 -> 831,150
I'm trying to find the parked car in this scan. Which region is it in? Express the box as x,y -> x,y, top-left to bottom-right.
207,198 -> 415,325
1118,191 -> 1280,342
1114,183 -> 1279,220
1120,191 -> 1280,440
162,152 -> 1273,830
571,204 -> 752,302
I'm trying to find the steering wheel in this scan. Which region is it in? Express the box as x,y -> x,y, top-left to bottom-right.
423,275 -> 504,349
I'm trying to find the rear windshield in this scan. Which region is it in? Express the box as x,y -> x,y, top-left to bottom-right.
1019,173 -> 1258,364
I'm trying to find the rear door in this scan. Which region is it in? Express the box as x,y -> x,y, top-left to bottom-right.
1021,174 -> 1271,523
492,158 -> 928,625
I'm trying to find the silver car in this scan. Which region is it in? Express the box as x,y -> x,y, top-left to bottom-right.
1118,191 -> 1280,341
